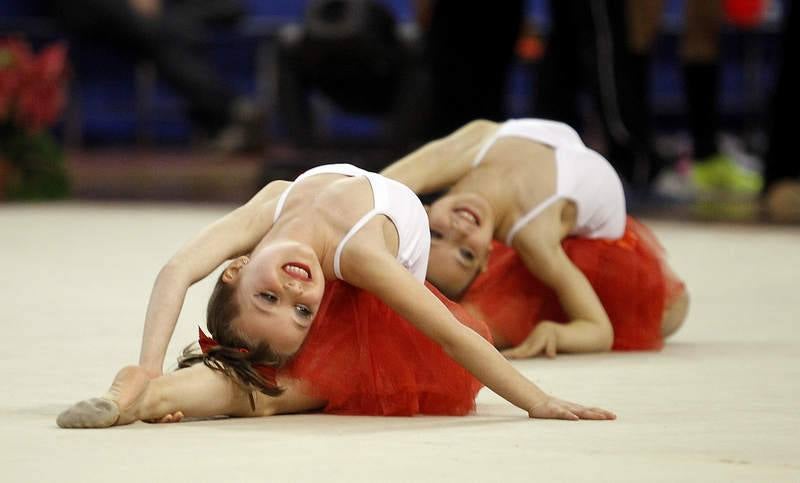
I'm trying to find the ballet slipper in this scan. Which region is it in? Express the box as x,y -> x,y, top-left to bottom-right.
57,366 -> 151,428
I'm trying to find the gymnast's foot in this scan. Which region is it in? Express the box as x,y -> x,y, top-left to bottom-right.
57,366 -> 151,428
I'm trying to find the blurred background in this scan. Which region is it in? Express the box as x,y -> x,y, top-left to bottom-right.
0,0 -> 796,222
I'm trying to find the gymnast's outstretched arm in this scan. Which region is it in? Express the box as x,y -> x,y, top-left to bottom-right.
138,181 -> 289,377
344,248 -> 615,421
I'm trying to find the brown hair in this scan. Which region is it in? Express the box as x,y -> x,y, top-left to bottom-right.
177,272 -> 288,409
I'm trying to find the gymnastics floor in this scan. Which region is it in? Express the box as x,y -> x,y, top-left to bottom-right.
2,203 -> 798,482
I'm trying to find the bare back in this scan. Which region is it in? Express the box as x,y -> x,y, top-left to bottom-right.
451,137 -> 578,243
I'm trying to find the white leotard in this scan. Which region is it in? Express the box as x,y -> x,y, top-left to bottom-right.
473,119 -> 626,245
274,164 -> 430,282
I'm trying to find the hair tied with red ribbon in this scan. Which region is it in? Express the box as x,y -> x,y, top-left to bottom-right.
197,326 -> 277,388
198,327 -> 248,354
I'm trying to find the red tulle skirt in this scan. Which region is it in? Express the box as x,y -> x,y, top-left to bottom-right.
461,217 -> 685,351
282,281 -> 492,416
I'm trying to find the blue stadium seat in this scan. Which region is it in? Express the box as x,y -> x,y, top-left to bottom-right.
242,0 -> 307,18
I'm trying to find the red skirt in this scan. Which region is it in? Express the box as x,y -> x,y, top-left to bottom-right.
282,281 -> 492,416
461,217 -> 685,351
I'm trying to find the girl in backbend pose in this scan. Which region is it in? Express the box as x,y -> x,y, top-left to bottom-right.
382,119 -> 689,358
58,164 -> 613,428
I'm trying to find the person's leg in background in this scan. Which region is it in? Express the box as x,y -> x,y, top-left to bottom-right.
586,0 -> 656,190
683,0 -> 763,195
150,20 -> 237,138
145,1 -> 262,151
625,0 -> 667,188
426,0 -> 524,138
533,0 -> 582,131
534,1 -> 658,191
275,25 -> 316,146
537,1 -> 653,191
763,0 -> 800,222
53,0 -> 257,150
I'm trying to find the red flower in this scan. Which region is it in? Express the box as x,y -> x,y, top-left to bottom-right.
0,70 -> 17,121
0,38 -> 32,122
17,42 -> 68,132
724,0 -> 766,28
0,38 -> 68,132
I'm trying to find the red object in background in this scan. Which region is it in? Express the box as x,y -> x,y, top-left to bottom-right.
724,0 -> 767,28
0,38 -> 67,133
516,35 -> 544,62
0,39 -> 32,121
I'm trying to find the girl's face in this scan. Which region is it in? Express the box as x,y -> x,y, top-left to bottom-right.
228,241 -> 325,355
425,193 -> 494,299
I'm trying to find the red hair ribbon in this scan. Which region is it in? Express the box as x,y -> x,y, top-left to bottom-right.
198,327 -> 218,353
197,327 -> 278,387
252,363 -> 278,388
198,327 -> 248,354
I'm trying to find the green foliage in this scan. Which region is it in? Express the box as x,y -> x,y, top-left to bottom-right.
0,123 -> 69,200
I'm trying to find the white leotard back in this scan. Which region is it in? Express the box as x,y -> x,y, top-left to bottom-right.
473,119 -> 626,245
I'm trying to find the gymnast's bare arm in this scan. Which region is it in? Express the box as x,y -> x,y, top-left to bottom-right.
502,206 -> 614,359
380,120 -> 499,194
138,180 -> 290,377
56,365 -> 325,428
343,247 -> 615,421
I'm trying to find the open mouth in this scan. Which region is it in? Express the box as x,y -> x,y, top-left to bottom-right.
282,263 -> 312,281
453,206 -> 481,226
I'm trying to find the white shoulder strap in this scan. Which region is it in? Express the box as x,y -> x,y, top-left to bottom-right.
471,133 -> 502,167
273,183 -> 294,223
505,194 -> 561,245
333,209 -> 379,280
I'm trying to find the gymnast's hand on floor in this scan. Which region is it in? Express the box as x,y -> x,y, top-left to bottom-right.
502,322 -> 559,359
528,396 -> 616,421
147,411 -> 184,424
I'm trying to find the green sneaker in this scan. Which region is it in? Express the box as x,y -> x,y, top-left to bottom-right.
691,154 -> 763,196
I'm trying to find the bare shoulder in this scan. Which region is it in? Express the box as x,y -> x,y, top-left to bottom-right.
426,119 -> 501,186
382,119 -> 500,194
247,180 -> 291,207
460,119 -> 500,136
453,119 -> 501,156
231,179 -> 291,226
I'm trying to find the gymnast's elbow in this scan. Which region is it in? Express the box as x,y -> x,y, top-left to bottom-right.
157,258 -> 192,286
436,324 -> 486,363
596,325 -> 615,352
158,259 -> 179,277
599,333 -> 614,352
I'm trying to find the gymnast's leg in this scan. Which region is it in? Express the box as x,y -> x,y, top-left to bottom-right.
57,365 -> 325,428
